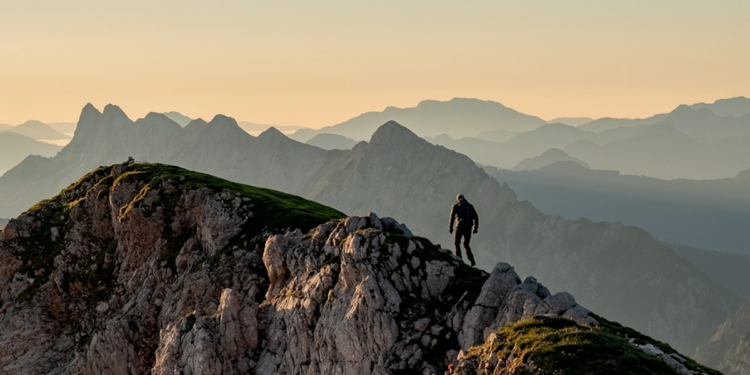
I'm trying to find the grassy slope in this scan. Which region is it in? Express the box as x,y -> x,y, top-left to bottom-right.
466,316 -> 722,375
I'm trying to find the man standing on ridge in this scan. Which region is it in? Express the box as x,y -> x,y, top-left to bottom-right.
449,194 -> 479,266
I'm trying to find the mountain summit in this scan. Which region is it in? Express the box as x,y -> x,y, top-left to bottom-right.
0,163 -> 718,374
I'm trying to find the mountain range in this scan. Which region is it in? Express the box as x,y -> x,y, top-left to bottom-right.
428,107 -> 750,179
0,163 -> 716,374
282,96 -> 750,180
0,103 -> 742,359
483,162 -> 750,254
289,97 -> 547,142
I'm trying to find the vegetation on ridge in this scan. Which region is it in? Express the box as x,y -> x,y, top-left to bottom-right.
462,315 -> 722,375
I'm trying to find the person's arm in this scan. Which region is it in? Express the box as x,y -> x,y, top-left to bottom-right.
449,205 -> 456,233
472,204 -> 479,232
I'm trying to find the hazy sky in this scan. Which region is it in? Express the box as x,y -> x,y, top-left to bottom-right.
1,1 -> 749,127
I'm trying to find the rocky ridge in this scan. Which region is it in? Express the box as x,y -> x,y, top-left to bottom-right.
696,301 -> 750,375
0,164 -> 714,374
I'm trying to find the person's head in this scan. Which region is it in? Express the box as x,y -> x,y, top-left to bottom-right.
456,194 -> 465,202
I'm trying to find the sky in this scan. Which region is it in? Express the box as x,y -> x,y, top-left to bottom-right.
1,0 -> 749,127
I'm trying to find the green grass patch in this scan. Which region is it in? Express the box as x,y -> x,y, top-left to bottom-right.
472,316 -> 721,375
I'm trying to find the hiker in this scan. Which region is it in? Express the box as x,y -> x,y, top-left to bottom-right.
124,156 -> 135,165
449,194 -> 479,266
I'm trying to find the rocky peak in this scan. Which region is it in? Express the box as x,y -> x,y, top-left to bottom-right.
368,120 -> 421,147
102,104 -> 131,122
74,103 -> 103,136
0,164 -> 717,374
257,126 -> 286,140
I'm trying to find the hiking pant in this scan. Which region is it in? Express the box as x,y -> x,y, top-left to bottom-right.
454,225 -> 475,263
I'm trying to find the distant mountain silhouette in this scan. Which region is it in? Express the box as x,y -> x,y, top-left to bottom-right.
162,111 -> 193,126
0,104 -> 740,355
563,123 -> 750,179
290,98 -> 546,142
546,117 -> 593,126
0,218 -> 7,229
427,123 -> 647,171
5,120 -> 70,140
652,104 -> 750,144
0,124 -> 12,132
306,133 -> 358,150
0,132 -> 62,176
484,162 -> 750,254
513,149 -> 590,171
578,114 -> 667,133
690,96 -> 750,118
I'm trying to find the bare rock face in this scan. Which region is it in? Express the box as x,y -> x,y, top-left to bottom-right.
696,301 -> 750,375
0,163 -> 707,374
0,164 -> 306,374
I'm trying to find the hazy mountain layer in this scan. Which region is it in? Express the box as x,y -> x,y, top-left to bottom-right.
513,150 -> 590,171
0,104 -> 741,355
578,114 -> 667,133
473,128 -> 517,143
427,123 -> 647,171
0,163 -> 717,375
0,132 -> 62,176
564,123 -> 750,179
0,218 -> 7,229
691,96 -> 750,118
5,120 -> 71,140
667,243 -> 750,300
696,301 -> 750,375
290,97 -> 546,142
653,104 -> 750,144
306,133 -> 358,150
546,116 -> 593,126
484,162 -> 750,254
0,124 -> 12,132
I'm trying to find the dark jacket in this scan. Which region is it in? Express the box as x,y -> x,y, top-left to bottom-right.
449,198 -> 479,230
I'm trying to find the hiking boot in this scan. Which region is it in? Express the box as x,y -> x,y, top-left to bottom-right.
455,249 -> 463,260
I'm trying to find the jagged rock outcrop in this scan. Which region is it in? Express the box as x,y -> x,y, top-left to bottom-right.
0,163 -> 712,374
696,301 -> 750,375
